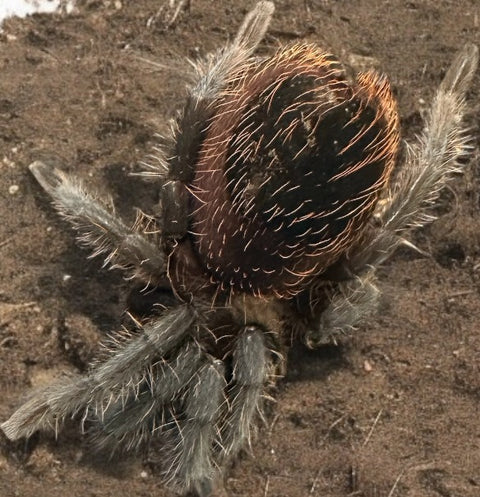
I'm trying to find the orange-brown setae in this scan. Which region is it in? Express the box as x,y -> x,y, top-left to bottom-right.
190,44 -> 400,298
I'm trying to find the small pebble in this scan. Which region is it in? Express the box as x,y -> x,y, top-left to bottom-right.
3,156 -> 15,167
364,359 -> 373,372
9,184 -> 19,195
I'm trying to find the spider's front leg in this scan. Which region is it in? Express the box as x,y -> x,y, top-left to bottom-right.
93,322 -> 273,497
1,305 -> 195,440
219,325 -> 270,461
164,358 -> 226,497
28,2 -> 275,279
91,339 -> 205,452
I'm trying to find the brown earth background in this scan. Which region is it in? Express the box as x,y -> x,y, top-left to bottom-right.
0,1 -> 479,496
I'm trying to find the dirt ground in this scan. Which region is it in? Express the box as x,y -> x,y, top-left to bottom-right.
0,1 -> 479,496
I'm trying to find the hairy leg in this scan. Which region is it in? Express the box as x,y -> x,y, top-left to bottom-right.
158,2 -> 275,239
304,276 -> 380,348
30,160 -> 166,284
92,340 -> 204,453
351,43 -> 479,270
1,305 -> 194,440
219,326 -> 269,461
164,359 -> 226,496
305,43 -> 478,346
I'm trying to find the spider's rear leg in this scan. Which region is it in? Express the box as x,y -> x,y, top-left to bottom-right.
29,160 -> 166,283
348,43 -> 479,273
158,2 -> 275,240
303,43 -> 478,347
169,0 -> 274,181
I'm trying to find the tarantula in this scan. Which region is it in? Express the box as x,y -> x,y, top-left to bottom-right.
2,2 -> 478,496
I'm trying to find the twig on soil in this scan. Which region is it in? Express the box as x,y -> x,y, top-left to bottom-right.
0,336 -> 15,347
310,468 -> 322,493
362,409 -> 383,447
348,465 -> 360,495
268,412 -> 280,436
386,467 -> 406,497
263,475 -> 270,497
321,413 -> 347,443
131,54 -> 171,73
38,47 -> 66,64
0,302 -> 37,311
147,0 -> 191,30
0,236 -> 15,249
446,290 -> 474,298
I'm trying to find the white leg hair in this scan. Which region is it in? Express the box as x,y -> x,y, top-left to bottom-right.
351,43 -> 479,270
166,1 -> 274,182
1,305 -> 194,440
305,276 -> 380,348
29,161 -> 166,283
219,326 -> 269,461
189,1 -> 274,103
91,340 -> 205,453
165,360 -> 226,496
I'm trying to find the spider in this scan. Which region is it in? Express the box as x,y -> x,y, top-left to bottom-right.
1,2 -> 478,496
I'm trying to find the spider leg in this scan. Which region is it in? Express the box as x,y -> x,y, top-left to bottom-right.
351,43 -> 479,271
186,0 -> 274,108
1,305 -> 195,440
304,275 -> 380,348
29,160 -> 166,283
165,359 -> 226,496
305,44 -> 478,346
172,0 -> 274,178
92,340 -> 204,453
159,1 -> 274,238
98,324 -> 272,492
219,325 -> 269,461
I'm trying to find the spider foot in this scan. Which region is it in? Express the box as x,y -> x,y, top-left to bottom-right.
304,275 -> 380,348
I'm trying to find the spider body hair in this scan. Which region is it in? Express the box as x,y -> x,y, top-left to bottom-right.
1,2 -> 478,496
188,43 -> 400,299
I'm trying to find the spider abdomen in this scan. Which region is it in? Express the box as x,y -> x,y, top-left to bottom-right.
190,44 -> 399,297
